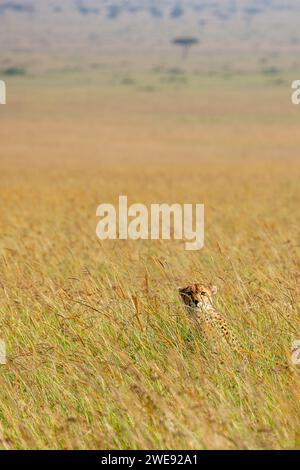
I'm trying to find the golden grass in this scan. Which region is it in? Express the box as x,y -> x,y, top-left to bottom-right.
0,73 -> 300,449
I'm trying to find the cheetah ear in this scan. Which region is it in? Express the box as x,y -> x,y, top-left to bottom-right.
178,286 -> 191,295
178,286 -> 185,293
210,285 -> 218,295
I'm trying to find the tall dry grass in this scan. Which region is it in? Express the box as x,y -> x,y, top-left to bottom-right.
0,74 -> 300,449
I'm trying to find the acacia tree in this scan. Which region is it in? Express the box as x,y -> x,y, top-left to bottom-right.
172,37 -> 199,59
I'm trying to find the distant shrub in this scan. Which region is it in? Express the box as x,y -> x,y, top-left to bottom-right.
262,66 -> 280,76
170,6 -> 184,19
78,7 -> 99,15
0,2 -> 34,14
2,67 -> 26,76
167,67 -> 184,75
121,78 -> 135,86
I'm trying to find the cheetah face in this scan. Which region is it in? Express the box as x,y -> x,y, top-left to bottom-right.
178,283 -> 217,311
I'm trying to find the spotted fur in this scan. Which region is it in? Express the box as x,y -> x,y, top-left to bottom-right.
178,282 -> 241,354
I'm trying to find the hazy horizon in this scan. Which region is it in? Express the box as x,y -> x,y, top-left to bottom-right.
1,0 -> 300,74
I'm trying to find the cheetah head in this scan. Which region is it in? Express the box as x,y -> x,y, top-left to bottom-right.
178,283 -> 218,311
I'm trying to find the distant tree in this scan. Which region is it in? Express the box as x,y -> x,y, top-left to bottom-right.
107,5 -> 121,19
170,6 -> 184,19
172,36 -> 199,59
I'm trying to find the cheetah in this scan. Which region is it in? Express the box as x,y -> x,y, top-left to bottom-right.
178,282 -> 242,354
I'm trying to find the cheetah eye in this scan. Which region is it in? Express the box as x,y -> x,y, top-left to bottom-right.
201,292 -> 206,296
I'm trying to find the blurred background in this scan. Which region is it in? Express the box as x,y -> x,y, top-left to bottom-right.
1,1 -> 300,173
1,0 -> 300,74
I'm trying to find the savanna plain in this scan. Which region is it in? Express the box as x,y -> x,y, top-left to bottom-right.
0,70 -> 300,449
